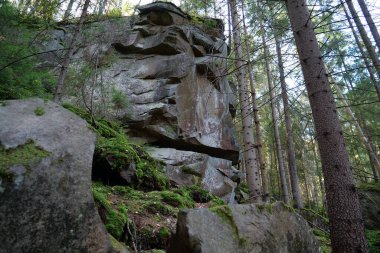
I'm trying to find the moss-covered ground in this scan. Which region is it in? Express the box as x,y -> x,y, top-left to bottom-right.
93,182 -> 224,251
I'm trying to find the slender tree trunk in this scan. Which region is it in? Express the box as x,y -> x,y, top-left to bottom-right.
241,1 -> 269,202
311,137 -> 326,209
311,167 -> 319,207
285,0 -> 368,251
54,0 -> 91,102
98,0 -> 108,15
227,2 -> 232,51
228,0 -> 261,203
357,0 -> 380,52
341,2 -> 379,99
345,0 -> 380,101
63,0 -> 76,20
300,148 -> 311,207
260,25 -> 290,205
334,83 -> 380,178
274,35 -> 303,208
303,165 -> 311,208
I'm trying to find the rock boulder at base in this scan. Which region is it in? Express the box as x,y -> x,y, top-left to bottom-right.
358,182 -> 380,230
0,98 -> 110,253
168,202 -> 320,253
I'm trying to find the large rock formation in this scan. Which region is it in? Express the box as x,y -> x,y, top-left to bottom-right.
168,202 -> 321,253
43,2 -> 240,200
0,98 -> 110,253
108,2 -> 238,158
112,2 -> 240,199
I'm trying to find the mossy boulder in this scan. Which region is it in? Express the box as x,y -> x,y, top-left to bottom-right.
168,202 -> 320,253
358,182 -> 380,230
0,98 -> 110,252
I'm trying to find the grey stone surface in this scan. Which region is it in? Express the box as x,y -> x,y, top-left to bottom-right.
0,98 -> 110,253
168,202 -> 321,253
147,147 -> 237,199
358,185 -> 380,230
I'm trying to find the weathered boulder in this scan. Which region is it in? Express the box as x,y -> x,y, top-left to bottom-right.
147,147 -> 241,200
0,98 -> 110,253
358,183 -> 380,230
168,202 -> 320,253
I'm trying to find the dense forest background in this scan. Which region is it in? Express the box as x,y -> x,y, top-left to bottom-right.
1,0 -> 380,252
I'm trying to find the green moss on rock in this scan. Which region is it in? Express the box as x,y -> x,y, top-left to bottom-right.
180,165 -> 202,177
92,183 -> 128,239
256,203 -> 273,214
161,191 -> 194,208
64,103 -> 169,191
34,106 -> 45,116
0,141 -> 50,180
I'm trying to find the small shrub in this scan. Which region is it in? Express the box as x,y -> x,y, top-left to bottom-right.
34,106 -> 45,116
111,89 -> 129,110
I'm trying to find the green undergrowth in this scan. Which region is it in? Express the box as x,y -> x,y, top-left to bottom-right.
358,182 -> 380,192
301,207 -> 329,224
313,228 -> 380,253
0,141 -> 50,181
92,182 -> 224,250
366,229 -> 380,253
63,103 -> 169,190
313,228 -> 331,253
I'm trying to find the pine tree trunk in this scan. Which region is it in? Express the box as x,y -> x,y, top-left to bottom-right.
241,2 -> 269,202
275,35 -> 303,208
54,0 -> 91,102
63,0 -> 76,20
357,0 -> 380,52
228,0 -> 261,203
285,0 -> 368,251
260,26 -> 290,205
344,0 -> 380,101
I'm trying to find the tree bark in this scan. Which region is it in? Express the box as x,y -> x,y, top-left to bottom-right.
54,0 -> 91,102
241,1 -> 269,202
285,0 -> 368,251
260,25 -> 290,205
345,0 -> 380,101
275,34 -> 303,208
228,0 -> 261,203
357,0 -> 380,52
